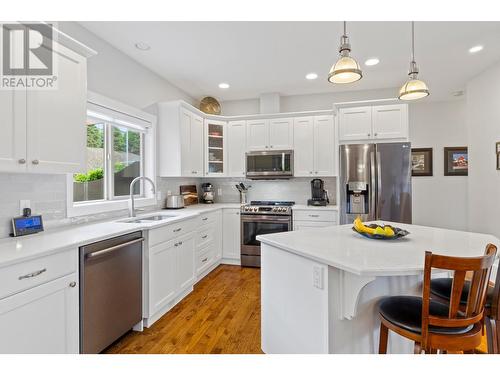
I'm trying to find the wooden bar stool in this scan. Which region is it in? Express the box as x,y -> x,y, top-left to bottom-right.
430,254 -> 500,353
378,244 -> 497,354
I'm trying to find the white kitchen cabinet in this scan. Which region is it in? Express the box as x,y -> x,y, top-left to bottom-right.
0,273 -> 79,354
339,106 -> 373,142
246,119 -> 269,150
26,43 -> 87,173
313,115 -> 336,176
294,221 -> 335,231
246,118 -> 293,151
269,118 -> 294,149
176,235 -> 196,291
371,104 -> 408,140
205,119 -> 227,176
222,208 -> 241,263
293,117 -> 314,177
293,115 -> 336,177
158,103 -> 204,177
338,104 -> 408,143
227,120 -> 247,177
0,89 -> 26,172
0,29 -> 94,174
149,239 -> 177,312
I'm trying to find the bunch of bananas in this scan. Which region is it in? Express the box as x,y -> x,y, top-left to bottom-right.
353,217 -> 395,237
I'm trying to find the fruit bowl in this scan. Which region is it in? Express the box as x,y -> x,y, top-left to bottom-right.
352,224 -> 410,240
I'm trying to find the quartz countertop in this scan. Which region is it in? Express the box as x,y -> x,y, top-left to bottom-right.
0,203 -> 241,268
257,221 -> 500,277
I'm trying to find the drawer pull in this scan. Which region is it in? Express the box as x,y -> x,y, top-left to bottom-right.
309,214 -> 320,218
174,241 -> 183,247
69,281 -> 77,288
201,235 -> 208,239
202,217 -> 208,221
202,257 -> 208,263
173,228 -> 182,232
18,268 -> 46,280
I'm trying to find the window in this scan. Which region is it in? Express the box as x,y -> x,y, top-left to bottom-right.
67,92 -> 156,217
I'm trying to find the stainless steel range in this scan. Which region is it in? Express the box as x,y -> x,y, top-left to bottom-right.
240,200 -> 294,267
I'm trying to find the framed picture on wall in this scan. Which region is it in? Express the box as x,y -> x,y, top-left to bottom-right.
444,147 -> 468,176
411,148 -> 433,176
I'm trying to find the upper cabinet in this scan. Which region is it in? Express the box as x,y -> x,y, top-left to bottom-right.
338,104 -> 408,143
246,118 -> 293,150
0,25 -> 95,174
205,119 -> 227,176
293,115 -> 336,177
158,103 -> 204,177
227,120 -> 246,178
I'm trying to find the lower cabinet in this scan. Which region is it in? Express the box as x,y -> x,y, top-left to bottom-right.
146,224 -> 196,327
222,208 -> 241,263
293,209 -> 339,231
0,273 -> 79,353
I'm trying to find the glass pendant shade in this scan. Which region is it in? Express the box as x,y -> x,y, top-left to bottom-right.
398,78 -> 429,100
328,56 -> 362,84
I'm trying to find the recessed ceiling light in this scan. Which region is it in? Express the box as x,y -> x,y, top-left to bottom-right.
305,73 -> 318,80
218,83 -> 230,89
469,45 -> 484,54
135,42 -> 151,51
365,58 -> 380,66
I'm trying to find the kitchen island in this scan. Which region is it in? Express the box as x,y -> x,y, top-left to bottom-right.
257,222 -> 499,354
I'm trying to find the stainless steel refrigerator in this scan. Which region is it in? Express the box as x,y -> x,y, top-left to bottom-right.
339,142 -> 412,225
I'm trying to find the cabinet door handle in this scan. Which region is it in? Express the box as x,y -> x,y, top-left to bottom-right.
173,228 -> 182,232
175,241 -> 183,247
69,281 -> 77,288
315,171 -> 318,174
201,235 -> 208,239
270,145 -> 273,148
18,159 -> 26,164
309,214 -> 320,218
202,257 -> 208,263
18,268 -> 46,280
202,217 -> 208,221
367,134 -> 371,137
32,159 -> 39,165
374,133 -> 378,136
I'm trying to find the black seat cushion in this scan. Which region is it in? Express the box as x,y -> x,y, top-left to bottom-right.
430,278 -> 492,308
378,296 -> 473,335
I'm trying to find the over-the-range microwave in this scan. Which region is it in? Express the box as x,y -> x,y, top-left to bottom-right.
245,150 -> 294,179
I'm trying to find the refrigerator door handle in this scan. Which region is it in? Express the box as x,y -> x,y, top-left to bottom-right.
376,151 -> 382,220
370,151 -> 377,220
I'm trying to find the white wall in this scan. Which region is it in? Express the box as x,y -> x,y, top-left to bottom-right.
466,61 -> 500,239
409,100 -> 468,230
58,22 -> 194,109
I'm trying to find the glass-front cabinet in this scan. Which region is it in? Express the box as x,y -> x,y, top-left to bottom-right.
204,119 -> 227,176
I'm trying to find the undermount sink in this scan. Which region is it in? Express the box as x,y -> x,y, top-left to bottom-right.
124,214 -> 177,223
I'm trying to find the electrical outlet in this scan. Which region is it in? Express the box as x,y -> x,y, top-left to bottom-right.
217,188 -> 222,196
313,266 -> 324,289
19,200 -> 30,215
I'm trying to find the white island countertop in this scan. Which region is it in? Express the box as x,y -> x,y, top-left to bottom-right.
257,221 -> 500,277
0,203 -> 241,268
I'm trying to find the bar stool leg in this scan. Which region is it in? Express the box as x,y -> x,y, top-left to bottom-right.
379,322 -> 389,354
485,317 -> 494,354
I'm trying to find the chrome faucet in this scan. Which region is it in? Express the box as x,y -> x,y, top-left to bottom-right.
129,176 -> 156,217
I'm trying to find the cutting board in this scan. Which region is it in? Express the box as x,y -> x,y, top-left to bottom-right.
180,184 -> 198,206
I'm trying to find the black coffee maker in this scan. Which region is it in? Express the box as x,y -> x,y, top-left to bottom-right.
307,179 -> 329,206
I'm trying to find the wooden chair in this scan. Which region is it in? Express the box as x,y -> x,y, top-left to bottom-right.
378,244 -> 497,354
430,252 -> 500,353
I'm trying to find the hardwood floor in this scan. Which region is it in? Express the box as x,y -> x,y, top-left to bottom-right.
104,264 -> 489,354
105,265 -> 262,354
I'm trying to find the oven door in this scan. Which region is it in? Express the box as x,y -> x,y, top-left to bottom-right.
246,150 -> 294,179
240,214 -> 291,266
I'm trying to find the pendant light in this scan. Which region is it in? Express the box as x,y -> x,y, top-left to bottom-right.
398,22 -> 429,100
328,21 -> 362,84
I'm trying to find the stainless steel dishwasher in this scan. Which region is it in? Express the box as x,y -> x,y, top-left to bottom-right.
79,231 -> 143,354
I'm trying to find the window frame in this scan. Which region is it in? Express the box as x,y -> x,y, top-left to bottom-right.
67,91 -> 157,218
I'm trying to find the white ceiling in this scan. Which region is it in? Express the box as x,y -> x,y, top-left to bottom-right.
79,21 -> 500,102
